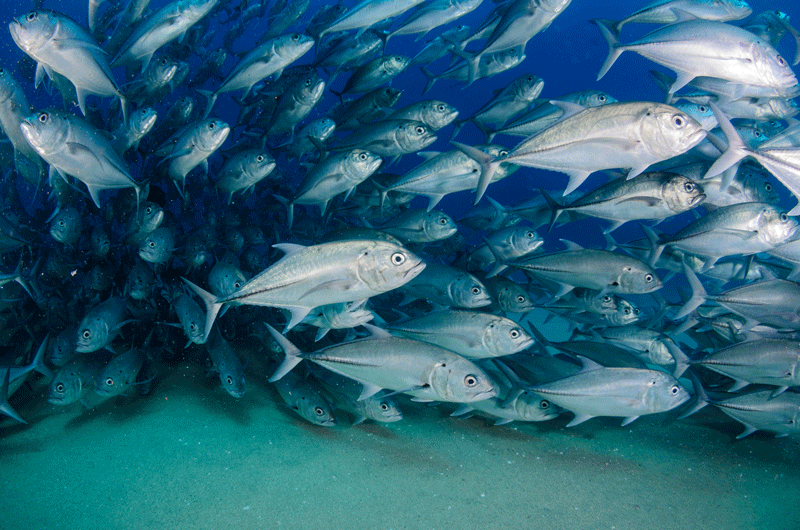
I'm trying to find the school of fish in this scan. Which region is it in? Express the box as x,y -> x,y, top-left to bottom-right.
1,0 -> 800,440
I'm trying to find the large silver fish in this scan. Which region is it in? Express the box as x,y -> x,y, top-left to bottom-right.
183,239 -> 426,341
454,101 -> 706,203
268,324 -> 497,403
20,108 -> 141,207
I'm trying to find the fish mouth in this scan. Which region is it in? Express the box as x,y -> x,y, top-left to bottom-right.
473,387 -> 498,400
689,193 -> 706,206
404,260 -> 426,280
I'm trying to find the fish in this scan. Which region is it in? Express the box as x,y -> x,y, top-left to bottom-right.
165,118 -> 230,197
454,100 -> 707,203
183,239 -> 426,341
205,331 -> 245,398
613,0 -> 753,33
95,347 -> 147,398
387,309 -> 534,359
398,261 -> 491,308
75,296 -> 129,353
267,323 -> 497,403
271,369 -> 336,427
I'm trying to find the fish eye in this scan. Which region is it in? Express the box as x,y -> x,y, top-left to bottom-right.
645,274 -> 654,283
390,252 -> 406,265
437,104 -> 445,111
105,378 -> 114,386
26,11 -> 37,21
0,68 -> 4,74
359,152 -> 367,160
624,307 -> 631,314
149,241 -> 155,247
598,95 -> 606,102
754,130 -> 762,137
38,112 -> 48,123
256,154 -> 264,162
380,403 -> 389,411
464,374 -> 478,387
226,376 -> 233,385
670,385 -> 679,395
781,213 -> 789,222
292,34 -> 300,41
233,281 -> 241,289
394,56 -> 402,61
765,183 -> 773,192
673,116 -> 685,127
82,330 -> 90,339
603,295 -> 612,302
190,323 -> 197,331
471,286 -> 481,295
438,217 -> 448,224
145,206 -> 152,214
778,56 -> 786,66
541,400 -> 549,409
314,407 -> 324,416
159,58 -> 167,66
305,78 -> 312,86
499,150 -> 508,156
516,295 -> 525,303
698,105 -> 708,112
208,122 -> 216,129
55,383 -> 64,392
684,182 -> 694,192
415,126 -> 425,134
526,231 -> 535,238
509,329 -> 520,339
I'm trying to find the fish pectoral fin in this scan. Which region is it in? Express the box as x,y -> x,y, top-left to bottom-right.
566,412 -> 594,427
620,415 -> 639,427
450,404 -> 474,417
563,170 -> 592,196
300,279 -> 359,299
66,142 -> 102,166
616,196 -> 661,207
493,418 -> 514,426
357,382 -> 384,401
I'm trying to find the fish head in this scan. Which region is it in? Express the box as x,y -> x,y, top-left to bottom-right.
195,119 -> 230,152
209,262 -> 245,298
275,33 -> 315,59
720,0 -> 753,19
516,74 -> 545,101
617,264 -> 661,294
641,105 -> 706,159
581,90 -> 616,107
49,207 -> 81,244
345,149 -> 382,180
509,227 -> 544,256
499,286 -> 535,312
139,233 -> 166,264
422,211 -> 457,241
377,87 -> 403,108
758,206 -> 799,246
90,227 -> 111,258
397,121 -> 437,152
363,393 -> 403,423
387,55 -> 410,73
131,107 -> 158,137
737,126 -> 769,149
0,67 -> 20,103
241,248 -> 265,272
47,372 -> 82,405
96,369 -> 124,397
136,202 -> 165,232
76,316 -> 109,353
47,331 -> 75,367
586,291 -> 617,314
220,371 -> 246,399
740,165 -> 780,204
310,117 -> 336,140
151,56 -> 178,84
606,299 -> 643,327
515,391 -> 561,422
450,274 -> 491,308
487,319 -> 534,356
646,373 -> 690,412
355,241 -> 425,292
9,11 -> 57,56
296,397 -> 336,427
648,339 -> 676,366
663,174 -> 706,213
422,101 -> 458,130
244,151 -> 276,180
751,42 -> 798,91
429,357 -> 496,402
20,109 -> 70,157
180,0 -> 220,21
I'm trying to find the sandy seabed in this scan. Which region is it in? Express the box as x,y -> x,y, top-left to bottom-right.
1,356 -> 799,530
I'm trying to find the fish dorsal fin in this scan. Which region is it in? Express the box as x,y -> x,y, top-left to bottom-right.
559,239 -> 583,251
575,355 -> 604,373
273,242 -> 306,256
549,100 -> 585,121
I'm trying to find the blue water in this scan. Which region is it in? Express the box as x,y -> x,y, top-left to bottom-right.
1,0 -> 800,528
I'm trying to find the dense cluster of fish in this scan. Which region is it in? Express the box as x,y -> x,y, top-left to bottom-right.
2,0 -> 800,440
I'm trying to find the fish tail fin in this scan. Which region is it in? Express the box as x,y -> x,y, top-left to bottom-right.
451,141 -> 499,205
472,119 -> 495,143
677,371 -> 709,420
450,46 -> 479,86
674,263 -> 707,320
272,194 -> 293,229
665,340 -> 691,379
704,102 -> 747,179
181,277 -> 221,344
196,89 -> 217,118
540,189 -> 563,232
419,66 -> 437,95
641,224 -> 664,268
592,19 -> 623,81
265,323 -> 303,382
